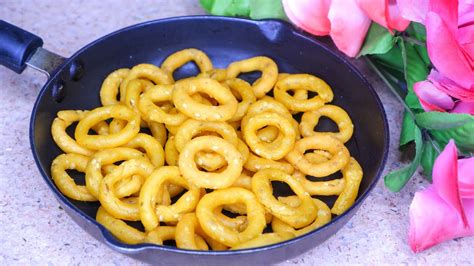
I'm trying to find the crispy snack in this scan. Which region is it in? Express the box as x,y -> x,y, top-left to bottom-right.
252,169 -> 317,228
300,104 -> 353,143
226,56 -> 278,98
50,49 -> 363,251
274,74 -> 333,112
285,134 -> 350,177
196,188 -> 266,247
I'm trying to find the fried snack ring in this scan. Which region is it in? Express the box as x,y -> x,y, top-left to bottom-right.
226,56 -> 278,98
52,110 -> 108,156
100,68 -> 130,106
197,68 -> 227,82
75,105 -> 140,150
255,126 -> 279,143
176,213 -> 228,250
164,136 -> 179,166
179,136 -> 244,189
174,119 -> 238,152
119,63 -> 172,102
161,48 -> 213,82
214,207 -> 248,232
99,158 -> 154,221
244,152 -> 294,174
292,152 -> 345,196
230,232 -> 294,250
139,166 -> 200,231
124,79 -> 154,126
144,226 -> 209,250
252,169 -> 317,228
196,187 -> 266,247
272,196 -> 331,236
124,133 -> 165,167
300,104 -> 353,143
51,153 -> 95,201
196,138 -> 249,172
225,78 -> 257,122
242,112 -> 296,160
148,121 -> 167,146
85,147 -> 145,198
172,77 -> 238,122
96,206 -> 147,244
285,134 -> 350,177
331,157 -> 363,215
138,84 -> 188,126
274,74 -> 334,112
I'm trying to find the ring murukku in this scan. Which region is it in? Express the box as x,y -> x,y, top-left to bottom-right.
226,56 -> 278,98
331,157 -> 363,215
244,152 -> 294,174
161,48 -> 213,82
100,68 -> 130,106
300,104 -> 353,143
172,77 -> 238,122
230,232 -> 294,250
124,133 -> 165,167
176,213 -> 227,250
225,78 -> 257,122
120,64 -> 172,102
197,68 -> 227,82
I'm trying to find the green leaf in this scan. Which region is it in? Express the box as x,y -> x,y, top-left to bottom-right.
405,90 -> 423,111
408,22 -> 426,42
358,23 -> 396,57
200,0 -> 233,15
415,112 -> 474,153
420,139 -> 440,182
249,0 -> 287,20
227,0 -> 250,16
371,41 -> 404,73
384,125 -> 423,192
400,111 -> 416,146
399,39 -> 429,93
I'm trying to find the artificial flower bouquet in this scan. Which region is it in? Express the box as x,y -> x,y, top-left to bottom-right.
200,0 -> 473,253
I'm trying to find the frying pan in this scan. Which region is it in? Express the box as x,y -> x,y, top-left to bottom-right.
0,16 -> 388,265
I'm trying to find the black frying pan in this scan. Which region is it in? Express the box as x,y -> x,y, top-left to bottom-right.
0,16 -> 388,265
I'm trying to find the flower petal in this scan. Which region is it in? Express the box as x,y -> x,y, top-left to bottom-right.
398,0 -> 429,23
386,0 -> 411,31
356,0 -> 410,32
426,13 -> 474,91
328,0 -> 371,57
432,140 -> 467,225
458,157 -> 474,199
428,0 -> 459,33
452,101 -> 474,115
429,70 -> 474,101
282,0 -> 332,36
413,80 -> 455,112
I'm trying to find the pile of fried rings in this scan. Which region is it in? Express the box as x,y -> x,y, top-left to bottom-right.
50,48 -> 363,250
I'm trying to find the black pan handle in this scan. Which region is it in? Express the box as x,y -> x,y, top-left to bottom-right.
0,20 -> 44,74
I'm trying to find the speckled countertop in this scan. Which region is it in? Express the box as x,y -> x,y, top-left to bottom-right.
0,0 -> 472,265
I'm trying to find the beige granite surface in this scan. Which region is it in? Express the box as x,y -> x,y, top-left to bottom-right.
0,0 -> 472,265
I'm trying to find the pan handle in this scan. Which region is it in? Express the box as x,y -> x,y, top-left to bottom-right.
0,20 -> 65,77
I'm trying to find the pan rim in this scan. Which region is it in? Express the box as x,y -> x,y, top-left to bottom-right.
29,15 -> 389,256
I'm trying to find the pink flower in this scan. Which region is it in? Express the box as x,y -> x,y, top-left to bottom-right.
399,0 -> 474,91
282,0 -> 410,57
409,140 -> 474,252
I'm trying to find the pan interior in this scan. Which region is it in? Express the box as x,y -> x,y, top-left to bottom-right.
31,17 -> 387,247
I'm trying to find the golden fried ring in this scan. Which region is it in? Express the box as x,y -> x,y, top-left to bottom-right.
138,84 -> 188,126
143,226 -> 176,245
119,64 -> 172,102
225,78 -> 257,122
174,119 -> 238,152
196,187 -> 266,247
165,123 -> 182,135
331,157 -> 363,215
96,206 -> 145,244
75,105 -> 140,150
108,118 -> 126,134
244,152 -> 294,174
85,147 -> 145,198
85,147 -> 146,198
164,136 -> 179,166
252,169 -> 317,228
197,68 -> 227,82
100,68 -> 130,106
139,166 -> 200,231
214,207 -> 248,232
148,121 -> 167,147
292,152 -> 345,196
195,151 -> 226,172
124,133 -> 165,167
176,213 -> 228,251
256,126 -> 279,143
272,196 -> 331,236
99,159 -> 154,221
274,74 -> 334,112
179,136 -> 243,189
52,110 -> 108,156
161,48 -> 213,82
124,79 -> 154,127
51,153 -> 96,201
226,56 -> 278,98
285,134 -> 350,177
172,77 -> 238,122
222,203 -> 273,225
243,112 -> 296,160
230,232 -> 294,250
300,104 -> 353,143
